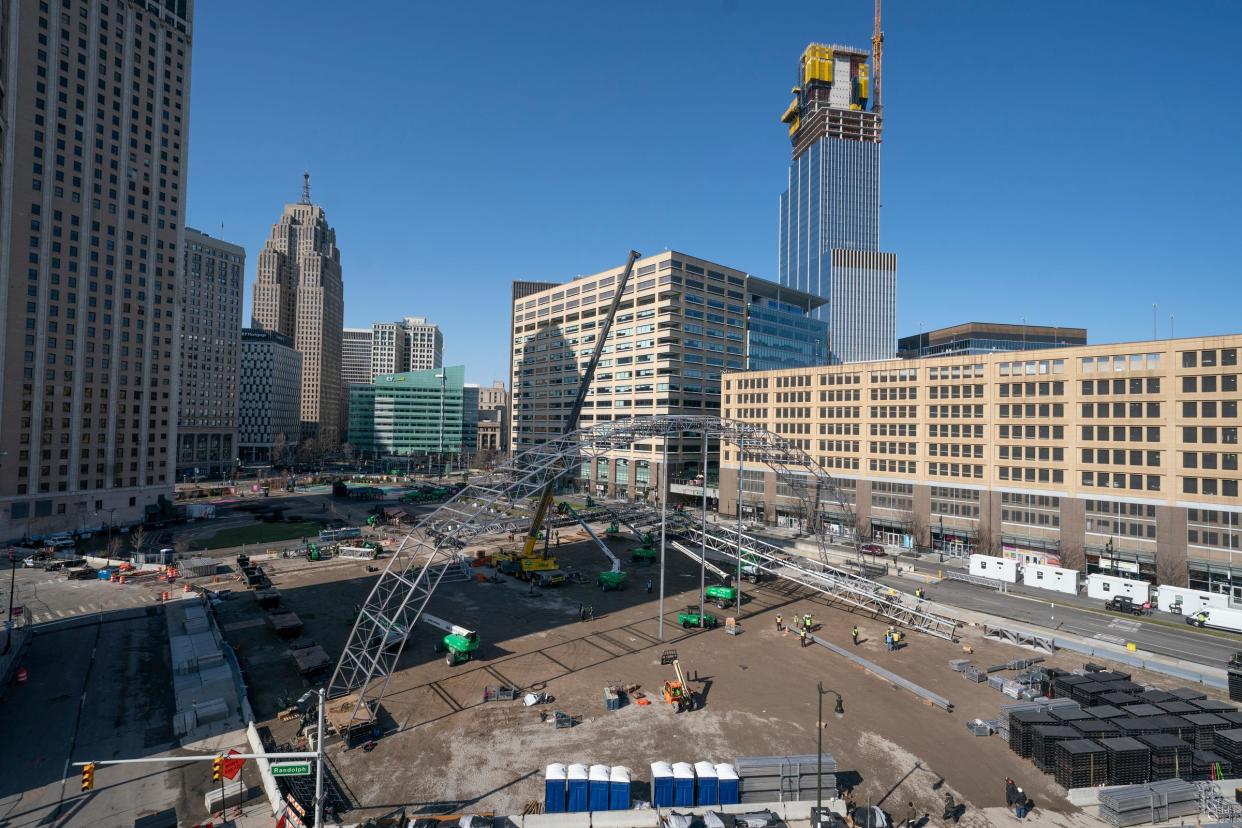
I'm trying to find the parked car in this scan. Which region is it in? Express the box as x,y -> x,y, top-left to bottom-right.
862,543 -> 885,555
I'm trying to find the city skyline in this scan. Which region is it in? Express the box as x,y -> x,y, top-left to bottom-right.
185,1 -> 1242,386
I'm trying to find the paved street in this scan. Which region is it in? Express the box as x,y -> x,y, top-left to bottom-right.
0,611 -> 185,828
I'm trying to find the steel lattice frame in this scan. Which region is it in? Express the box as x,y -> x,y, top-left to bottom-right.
326,415 -> 952,726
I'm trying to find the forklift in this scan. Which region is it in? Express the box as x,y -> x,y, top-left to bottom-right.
662,658 -> 696,713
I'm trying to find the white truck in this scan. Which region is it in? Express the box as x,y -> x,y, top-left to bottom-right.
1185,607 -> 1242,633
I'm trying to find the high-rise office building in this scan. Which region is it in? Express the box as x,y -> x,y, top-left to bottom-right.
401,316 -> 442,371
510,251 -> 827,499
238,328 -> 302,466
0,0 -> 194,539
341,327 -> 373,386
177,229 -> 244,481
348,366 -> 476,456
778,43 -> 896,364
371,321 -> 406,377
251,175 -> 344,445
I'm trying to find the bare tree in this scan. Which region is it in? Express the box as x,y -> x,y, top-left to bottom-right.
1156,553 -> 1186,588
975,517 -> 998,556
272,433 -> 288,467
106,535 -> 124,561
129,526 -> 147,558
907,510 -> 928,553
174,538 -> 190,562
1060,540 -> 1085,574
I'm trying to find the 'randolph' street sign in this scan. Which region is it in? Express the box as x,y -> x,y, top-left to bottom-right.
270,762 -> 312,777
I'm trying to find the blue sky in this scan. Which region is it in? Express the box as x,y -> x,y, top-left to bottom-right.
186,1 -> 1242,386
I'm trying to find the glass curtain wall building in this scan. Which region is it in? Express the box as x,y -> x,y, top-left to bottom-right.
778,43 -> 896,364
348,366 -> 476,456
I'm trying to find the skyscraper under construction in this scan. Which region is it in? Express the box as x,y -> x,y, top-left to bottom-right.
778,41 -> 897,364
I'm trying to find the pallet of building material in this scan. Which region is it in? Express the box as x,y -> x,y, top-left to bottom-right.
964,719 -> 993,737
1229,669 -> 1242,704
1216,711 -> 1242,728
1145,715 -> 1195,742
1191,750 -> 1232,781
948,658 -> 970,672
1138,734 -> 1193,781
1085,704 -> 1127,720
1092,670 -> 1133,683
1031,725 -> 1083,773
1053,739 -> 1107,789
1073,719 -> 1121,741
1097,779 -> 1200,826
1100,691 -> 1141,708
1073,681 -> 1114,706
1118,702 -> 1165,718
1193,699 -> 1238,714
963,666 -> 986,683
1049,706 -> 1093,725
1154,700 -> 1201,716
987,675 -> 1005,691
1136,689 -> 1176,705
1166,686 -> 1209,702
1111,716 -> 1162,739
1053,673 -> 1092,699
1008,711 -> 1056,758
1100,737 -> 1151,786
1210,728 -> 1242,767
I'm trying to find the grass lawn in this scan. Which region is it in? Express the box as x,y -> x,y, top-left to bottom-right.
195,520 -> 323,550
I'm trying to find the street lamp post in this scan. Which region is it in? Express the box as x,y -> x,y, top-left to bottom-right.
436,372 -> 446,477
816,683 -> 844,827
3,547 -> 17,655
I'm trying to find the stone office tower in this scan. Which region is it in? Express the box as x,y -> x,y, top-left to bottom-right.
251,175 -> 344,445
0,0 -> 195,539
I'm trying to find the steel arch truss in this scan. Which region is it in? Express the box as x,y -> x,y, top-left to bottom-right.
327,415 -> 956,727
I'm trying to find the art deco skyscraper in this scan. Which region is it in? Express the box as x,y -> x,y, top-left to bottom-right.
778,43 -> 897,363
0,0 -> 194,539
251,175 -> 344,445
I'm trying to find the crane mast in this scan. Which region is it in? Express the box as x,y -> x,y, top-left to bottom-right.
871,0 -> 884,116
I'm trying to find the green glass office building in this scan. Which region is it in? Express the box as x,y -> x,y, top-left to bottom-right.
348,366 -> 478,455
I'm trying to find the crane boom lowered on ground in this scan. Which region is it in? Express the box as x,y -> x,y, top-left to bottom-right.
520,250 -> 642,560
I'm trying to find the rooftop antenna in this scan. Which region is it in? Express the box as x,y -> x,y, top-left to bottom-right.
871,0 -> 884,116
300,171 -> 311,205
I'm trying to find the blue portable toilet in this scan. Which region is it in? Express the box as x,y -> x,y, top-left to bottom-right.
716,763 -> 739,805
651,761 -> 674,807
544,763 -> 567,813
609,765 -> 632,810
672,762 -> 695,807
695,762 -> 718,806
567,763 -> 589,812
589,764 -> 611,811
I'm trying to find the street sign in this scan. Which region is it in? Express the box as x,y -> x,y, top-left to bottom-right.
270,762 -> 312,777
221,748 -> 245,780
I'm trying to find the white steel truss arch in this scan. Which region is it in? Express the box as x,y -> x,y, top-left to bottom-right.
326,415 -> 955,727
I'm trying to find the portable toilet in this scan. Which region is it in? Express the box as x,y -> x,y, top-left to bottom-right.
716,763 -> 739,805
609,765 -> 632,810
672,762 -> 695,807
567,763 -> 589,812
694,761 -> 718,806
589,764 -> 611,811
544,763 -> 567,813
651,761 -> 674,807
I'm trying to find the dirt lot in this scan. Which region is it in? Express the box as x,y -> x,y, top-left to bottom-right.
209,532 -> 1237,825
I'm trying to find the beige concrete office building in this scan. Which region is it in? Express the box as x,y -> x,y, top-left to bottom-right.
720,334 -> 1242,592
402,316 -> 442,371
0,0 -> 194,539
476,380 -> 508,454
511,250 -> 827,501
251,176 -> 344,445
177,229 -> 243,481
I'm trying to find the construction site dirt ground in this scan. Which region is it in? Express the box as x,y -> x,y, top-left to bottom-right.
210,533 -> 1237,825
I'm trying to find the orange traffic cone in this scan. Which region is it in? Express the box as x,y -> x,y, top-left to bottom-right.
183,582 -> 191,593
118,575 -> 126,584
16,666 -> 28,683
161,591 -> 170,601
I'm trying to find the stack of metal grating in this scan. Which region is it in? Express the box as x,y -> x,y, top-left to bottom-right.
1228,652 -> 1242,704
1138,734 -> 1193,781
1190,749 -> 1232,781
1008,711 -> 1056,758
1097,779 -> 1200,826
1210,728 -> 1242,771
1100,737 -> 1151,786
1182,712 -> 1232,750
1053,739 -> 1108,789
1031,725 -> 1083,773
734,754 -> 835,804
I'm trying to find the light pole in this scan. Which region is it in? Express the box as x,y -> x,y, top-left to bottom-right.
435,372 -> 446,477
3,547 -> 17,655
816,683 -> 844,827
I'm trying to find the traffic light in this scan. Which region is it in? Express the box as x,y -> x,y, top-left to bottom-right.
211,756 -> 223,783
81,763 -> 95,792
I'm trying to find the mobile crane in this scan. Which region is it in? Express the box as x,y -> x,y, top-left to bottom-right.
515,251 -> 642,577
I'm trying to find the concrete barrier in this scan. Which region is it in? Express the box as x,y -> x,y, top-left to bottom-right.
246,721 -> 283,816
589,810 -> 661,827
521,812 -> 595,828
